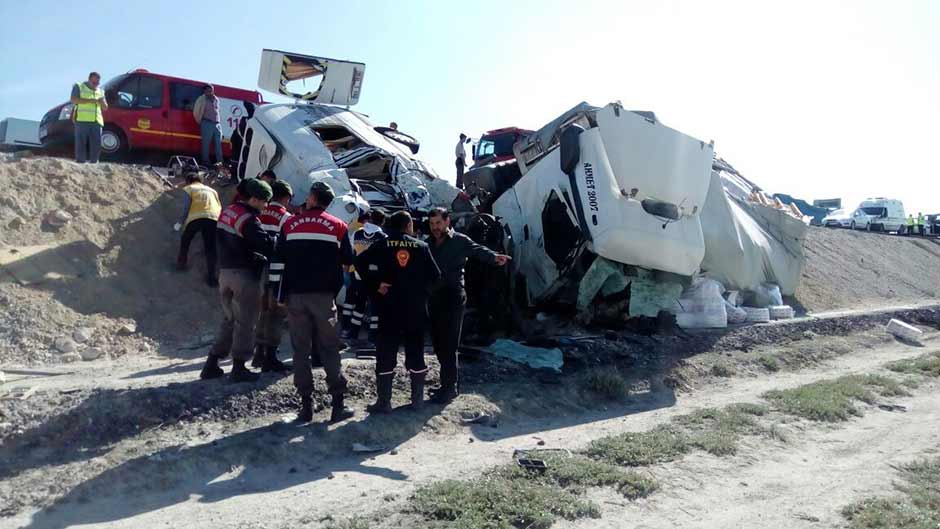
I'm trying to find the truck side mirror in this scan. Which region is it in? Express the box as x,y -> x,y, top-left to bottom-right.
559,124 -> 584,175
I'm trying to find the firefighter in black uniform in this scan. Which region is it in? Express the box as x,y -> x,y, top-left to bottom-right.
200,178 -> 276,383
356,211 -> 440,412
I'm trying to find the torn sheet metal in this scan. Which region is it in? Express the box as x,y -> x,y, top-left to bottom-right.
243,103 -> 455,223
258,49 -> 365,105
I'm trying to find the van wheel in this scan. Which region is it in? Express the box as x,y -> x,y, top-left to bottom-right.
100,126 -> 127,160
866,222 -> 872,232
850,221 -> 856,230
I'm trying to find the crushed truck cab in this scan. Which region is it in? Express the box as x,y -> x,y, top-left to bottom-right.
240,50 -> 456,223
492,102 -> 714,304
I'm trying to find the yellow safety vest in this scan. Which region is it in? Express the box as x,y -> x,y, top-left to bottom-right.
74,83 -> 104,126
184,183 -> 222,226
907,217 -> 915,226
917,215 -> 925,226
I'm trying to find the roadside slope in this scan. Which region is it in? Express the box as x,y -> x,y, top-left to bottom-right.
797,226 -> 940,312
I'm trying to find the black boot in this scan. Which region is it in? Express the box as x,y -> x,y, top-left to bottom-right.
329,394 -> 355,423
229,360 -> 260,383
429,384 -> 457,405
366,374 -> 394,414
294,395 -> 313,423
199,356 -> 224,380
261,346 -> 290,372
409,372 -> 426,410
251,344 -> 265,368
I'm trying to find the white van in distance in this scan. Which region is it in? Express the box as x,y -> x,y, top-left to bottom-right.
850,198 -> 906,232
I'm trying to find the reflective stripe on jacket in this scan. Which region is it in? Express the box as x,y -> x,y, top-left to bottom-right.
216,202 -> 275,270
75,83 -> 104,126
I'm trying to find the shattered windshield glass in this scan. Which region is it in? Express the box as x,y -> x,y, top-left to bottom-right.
475,134 -> 516,160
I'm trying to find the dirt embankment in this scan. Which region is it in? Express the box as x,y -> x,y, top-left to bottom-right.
1,156 -> 938,367
797,226 -> 940,313
0,157 -> 220,366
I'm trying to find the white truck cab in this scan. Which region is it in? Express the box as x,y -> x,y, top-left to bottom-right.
850,198 -> 906,232
490,102 -> 714,304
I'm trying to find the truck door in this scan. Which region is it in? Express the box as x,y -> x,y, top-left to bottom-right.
105,74 -> 166,151
167,82 -> 206,154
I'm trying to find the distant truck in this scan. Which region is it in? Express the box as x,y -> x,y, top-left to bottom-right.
0,118 -> 41,150
40,69 -> 263,160
849,198 -> 906,232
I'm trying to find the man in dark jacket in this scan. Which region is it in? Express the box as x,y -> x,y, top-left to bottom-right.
356,211 -> 440,412
275,182 -> 356,424
426,207 -> 509,403
200,178 -> 276,383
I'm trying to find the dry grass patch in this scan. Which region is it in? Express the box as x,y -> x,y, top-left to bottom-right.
763,374 -> 909,422
887,351 -> 940,378
580,368 -> 629,400
843,455 -> 940,529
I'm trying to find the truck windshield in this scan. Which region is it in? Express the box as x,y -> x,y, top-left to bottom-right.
475,134 -> 516,160
861,207 -> 887,217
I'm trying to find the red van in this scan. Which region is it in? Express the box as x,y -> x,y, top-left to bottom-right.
40,69 -> 263,159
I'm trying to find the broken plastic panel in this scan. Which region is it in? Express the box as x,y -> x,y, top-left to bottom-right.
258,49 -> 365,105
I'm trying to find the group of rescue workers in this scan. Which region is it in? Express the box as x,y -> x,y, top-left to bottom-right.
906,213 -> 929,236
177,170 -> 509,423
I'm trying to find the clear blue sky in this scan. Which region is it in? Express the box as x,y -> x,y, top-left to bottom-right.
1,0 -> 938,213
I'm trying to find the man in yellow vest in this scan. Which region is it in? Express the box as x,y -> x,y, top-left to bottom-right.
70,72 -> 108,163
906,214 -> 915,236
917,212 -> 926,236
176,172 -> 222,286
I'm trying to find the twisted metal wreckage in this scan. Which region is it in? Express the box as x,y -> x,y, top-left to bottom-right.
237,50 -> 808,330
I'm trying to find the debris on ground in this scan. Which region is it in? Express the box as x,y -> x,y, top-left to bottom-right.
769,305 -> 795,320
352,443 -> 387,453
486,339 -> 563,372
886,319 -> 923,342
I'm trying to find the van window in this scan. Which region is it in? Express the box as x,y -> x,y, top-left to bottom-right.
860,207 -> 887,218
110,75 -> 163,109
170,83 -> 204,111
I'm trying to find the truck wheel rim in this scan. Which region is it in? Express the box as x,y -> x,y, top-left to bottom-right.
101,131 -> 120,152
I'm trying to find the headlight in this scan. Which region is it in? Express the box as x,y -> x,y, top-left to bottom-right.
58,104 -> 74,121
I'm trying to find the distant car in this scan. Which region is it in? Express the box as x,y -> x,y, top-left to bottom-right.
928,213 -> 940,235
822,208 -> 852,228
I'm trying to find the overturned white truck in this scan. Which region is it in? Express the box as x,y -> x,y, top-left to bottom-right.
238,50 -> 457,223
461,102 -> 808,322
236,49 -> 807,324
